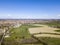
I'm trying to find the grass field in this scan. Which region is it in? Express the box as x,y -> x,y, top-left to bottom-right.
3,24 -> 60,45
4,24 -> 42,45
39,37 -> 60,45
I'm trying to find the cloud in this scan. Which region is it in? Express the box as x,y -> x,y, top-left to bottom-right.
7,14 -> 11,17
57,14 -> 60,17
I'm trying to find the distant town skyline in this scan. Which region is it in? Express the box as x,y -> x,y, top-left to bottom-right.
0,0 -> 60,19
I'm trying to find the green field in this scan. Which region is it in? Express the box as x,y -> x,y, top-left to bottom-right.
3,24 -> 42,45
10,24 -> 41,39
3,24 -> 60,45
39,37 -> 60,45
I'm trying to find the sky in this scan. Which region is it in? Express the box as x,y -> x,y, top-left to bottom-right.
0,0 -> 60,19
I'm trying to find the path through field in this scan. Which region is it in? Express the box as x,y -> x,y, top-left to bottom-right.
29,24 -> 60,38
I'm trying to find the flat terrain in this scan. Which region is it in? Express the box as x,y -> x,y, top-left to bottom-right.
29,24 -> 60,38
2,24 -> 60,45
4,24 -> 43,45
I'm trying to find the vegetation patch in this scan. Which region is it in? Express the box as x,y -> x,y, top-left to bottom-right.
55,30 -> 60,32
3,24 -> 43,45
38,37 -> 60,45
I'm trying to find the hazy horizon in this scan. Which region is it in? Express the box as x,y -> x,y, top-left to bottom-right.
0,0 -> 60,19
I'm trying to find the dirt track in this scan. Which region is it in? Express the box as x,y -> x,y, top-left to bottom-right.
29,24 -> 60,38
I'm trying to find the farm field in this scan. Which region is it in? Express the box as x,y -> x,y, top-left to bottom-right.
38,37 -> 60,45
3,24 -> 43,45
28,24 -> 60,45
2,24 -> 60,45
29,24 -> 60,38
0,0 -> 60,45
